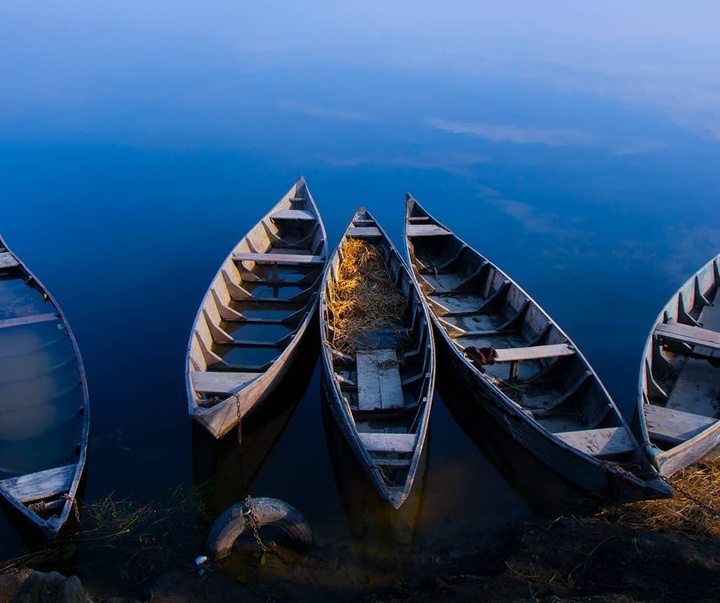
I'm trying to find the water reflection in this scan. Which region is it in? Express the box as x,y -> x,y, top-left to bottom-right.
321,385 -> 428,582
192,328 -> 319,520
435,345 -> 603,518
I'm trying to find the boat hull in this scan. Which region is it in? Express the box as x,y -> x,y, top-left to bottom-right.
439,333 -> 670,502
186,177 -> 327,439
403,194 -> 671,503
636,253 -> 720,476
0,235 -> 89,538
319,208 -> 435,509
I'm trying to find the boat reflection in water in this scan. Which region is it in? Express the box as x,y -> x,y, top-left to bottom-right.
321,381 -> 428,582
435,346 -> 603,518
192,327 -> 319,520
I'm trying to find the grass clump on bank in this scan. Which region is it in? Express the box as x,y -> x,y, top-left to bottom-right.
600,455 -> 720,538
327,238 -> 406,354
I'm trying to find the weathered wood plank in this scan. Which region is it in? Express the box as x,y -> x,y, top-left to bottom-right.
348,226 -> 382,237
232,252 -> 324,264
0,252 -> 20,269
493,343 -> 574,363
356,348 -> 404,410
665,355 -> 720,416
373,458 -> 412,466
271,209 -> 315,221
656,321 -> 720,351
191,371 -> 259,394
555,427 -> 635,457
0,464 -> 75,503
645,403 -> 717,446
359,432 -> 416,453
0,313 -> 59,330
406,224 -> 452,237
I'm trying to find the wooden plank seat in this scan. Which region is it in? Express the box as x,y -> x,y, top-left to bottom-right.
356,348 -> 404,410
491,343 -> 575,382
348,226 -> 382,238
655,321 -> 720,353
0,313 -> 59,330
270,209 -> 316,221
0,252 -> 20,269
232,252 -> 325,265
405,224 -> 452,237
555,427 -> 635,457
359,432 -> 416,453
493,343 -> 575,363
0,464 -> 75,502
644,403 -> 718,446
373,458 -> 412,466
191,371 -> 258,394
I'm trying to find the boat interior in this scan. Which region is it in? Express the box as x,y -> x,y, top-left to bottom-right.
643,257 -> 720,451
188,186 -> 326,407
323,215 -> 433,488
0,241 -> 86,522
407,215 -> 643,464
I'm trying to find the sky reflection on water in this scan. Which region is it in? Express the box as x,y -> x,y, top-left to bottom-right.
1,1 -> 720,593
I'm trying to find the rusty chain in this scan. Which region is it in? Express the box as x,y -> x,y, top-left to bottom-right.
661,475 -> 720,517
242,496 -> 267,553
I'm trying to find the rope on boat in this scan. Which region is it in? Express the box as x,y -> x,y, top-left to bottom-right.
28,500 -> 46,514
661,475 -> 720,517
62,494 -> 80,522
27,495 -> 80,521
371,463 -> 395,486
207,496 -> 313,561
234,392 -> 243,445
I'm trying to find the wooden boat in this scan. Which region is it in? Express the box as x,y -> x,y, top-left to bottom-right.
319,208 -> 435,509
186,177 -> 327,439
0,234 -> 89,538
404,195 -> 672,502
635,253 -> 720,477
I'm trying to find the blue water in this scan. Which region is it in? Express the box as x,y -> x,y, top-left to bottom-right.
2,2 -> 720,595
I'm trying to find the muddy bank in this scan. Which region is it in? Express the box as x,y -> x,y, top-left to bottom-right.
3,458 -> 720,602
140,513 -> 720,602
3,507 -> 720,602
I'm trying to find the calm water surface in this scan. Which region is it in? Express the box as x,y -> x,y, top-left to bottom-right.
2,2 -> 720,595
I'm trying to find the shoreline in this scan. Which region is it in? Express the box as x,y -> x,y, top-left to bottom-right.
3,509 -> 720,602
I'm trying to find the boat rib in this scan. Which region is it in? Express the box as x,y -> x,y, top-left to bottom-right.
636,253 -> 720,477
0,235 -> 89,538
319,207 -> 435,509
404,194 -> 671,502
186,177 -> 328,439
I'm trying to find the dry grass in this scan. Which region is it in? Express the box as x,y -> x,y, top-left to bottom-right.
327,238 -> 406,354
599,455 -> 720,538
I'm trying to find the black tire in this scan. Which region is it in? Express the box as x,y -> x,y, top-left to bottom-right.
207,497 -> 313,560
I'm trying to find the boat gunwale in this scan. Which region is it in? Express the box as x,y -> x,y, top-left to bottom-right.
0,233 -> 90,538
319,206 -> 435,509
403,194 -> 671,500
636,253 -> 720,475
185,177 -> 328,439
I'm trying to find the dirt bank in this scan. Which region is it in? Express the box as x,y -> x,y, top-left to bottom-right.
135,511 -> 719,603
3,506 -> 719,602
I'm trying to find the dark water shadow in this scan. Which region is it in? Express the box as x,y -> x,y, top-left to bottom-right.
320,380 -> 429,582
434,345 -> 603,519
192,326 -> 321,523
